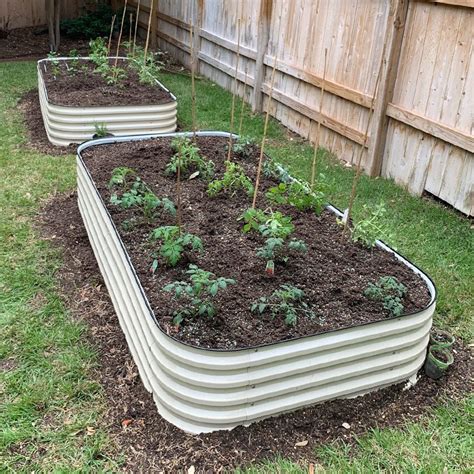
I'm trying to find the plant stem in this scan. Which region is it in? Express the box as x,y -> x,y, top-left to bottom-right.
310,48 -> 328,190
227,12 -> 242,161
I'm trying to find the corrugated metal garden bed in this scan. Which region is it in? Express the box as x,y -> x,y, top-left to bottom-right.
76,132 -> 436,434
37,57 -> 177,146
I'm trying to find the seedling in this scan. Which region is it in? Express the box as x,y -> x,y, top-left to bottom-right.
266,178 -> 328,215
256,237 -> 307,276
166,137 -> 215,180
150,226 -> 202,268
89,37 -> 108,70
163,264 -> 235,325
207,161 -> 254,197
251,284 -> 315,326
110,176 -> 176,221
364,276 -> 407,317
349,202 -> 392,248
228,136 -> 256,159
47,51 -> 60,77
68,49 -> 80,74
93,122 -> 109,138
104,65 -> 127,85
263,158 -> 292,184
108,167 -> 136,189
239,208 -> 294,239
128,45 -> 164,85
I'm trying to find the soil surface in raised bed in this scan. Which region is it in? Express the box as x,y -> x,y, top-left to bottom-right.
38,191 -> 472,472
41,58 -> 173,107
82,136 -> 432,349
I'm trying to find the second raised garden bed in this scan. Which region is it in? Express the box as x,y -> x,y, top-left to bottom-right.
38,56 -> 177,146
77,132 -> 436,433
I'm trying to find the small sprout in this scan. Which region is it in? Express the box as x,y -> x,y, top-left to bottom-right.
166,137 -> 215,180
251,284 -> 315,326
364,276 -> 407,317
227,135 -> 256,158
256,237 -> 307,276
150,226 -> 202,268
93,122 -> 109,138
266,178 -> 328,215
348,202 -> 392,248
239,208 -> 295,239
69,49 -> 80,73
128,45 -> 164,85
163,264 -> 235,325
263,158 -> 292,184
47,51 -> 60,77
89,37 -> 108,69
108,167 -> 136,189
207,161 -> 254,197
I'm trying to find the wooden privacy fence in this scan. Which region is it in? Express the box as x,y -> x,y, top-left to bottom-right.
0,0 -> 90,30
129,0 -> 473,215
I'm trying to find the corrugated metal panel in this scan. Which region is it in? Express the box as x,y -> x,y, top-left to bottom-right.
77,132 -> 436,434
37,58 -> 177,146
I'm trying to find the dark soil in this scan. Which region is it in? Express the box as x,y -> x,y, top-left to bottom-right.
41,58 -> 173,107
0,26 -> 91,61
36,191 -> 474,471
81,136 -> 432,349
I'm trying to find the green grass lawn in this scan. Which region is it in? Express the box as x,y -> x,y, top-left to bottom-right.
0,60 -> 472,472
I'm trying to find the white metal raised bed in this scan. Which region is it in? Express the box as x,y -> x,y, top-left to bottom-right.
37,57 -> 177,146
77,132 -> 436,434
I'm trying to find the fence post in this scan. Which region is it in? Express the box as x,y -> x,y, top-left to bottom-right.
252,0 -> 273,112
366,0 -> 409,177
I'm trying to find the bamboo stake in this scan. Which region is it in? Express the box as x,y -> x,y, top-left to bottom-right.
310,47 -> 328,190
113,0 -> 127,69
342,40 -> 387,238
132,0 -> 141,56
226,14 -> 242,161
176,144 -> 183,231
189,14 -> 197,140
252,11 -> 283,209
143,0 -> 154,63
128,13 -> 133,53
238,65 -> 249,136
107,14 -> 116,55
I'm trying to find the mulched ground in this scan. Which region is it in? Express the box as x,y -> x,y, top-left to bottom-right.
81,136 -> 431,349
38,191 -> 473,471
41,59 -> 173,107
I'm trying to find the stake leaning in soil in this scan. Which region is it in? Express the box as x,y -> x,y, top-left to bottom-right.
226,15 -> 242,161
189,14 -> 197,140
310,48 -> 328,190
107,14 -> 116,55
113,0 -> 128,71
342,40 -> 387,238
252,12 -> 283,209
238,65 -> 249,136
132,0 -> 141,56
143,0 -> 154,63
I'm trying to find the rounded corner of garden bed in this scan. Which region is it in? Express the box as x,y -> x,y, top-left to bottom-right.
37,57 -> 178,147
75,132 -> 436,434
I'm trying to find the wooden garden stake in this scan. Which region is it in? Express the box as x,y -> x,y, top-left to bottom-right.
129,13 -> 133,52
252,11 -> 283,209
132,0 -> 141,56
107,14 -> 116,54
226,14 -> 242,161
113,0 -> 127,70
238,65 -> 248,136
189,15 -> 197,140
342,40 -> 387,238
143,0 -> 154,63
310,48 -> 328,190
176,144 -> 183,231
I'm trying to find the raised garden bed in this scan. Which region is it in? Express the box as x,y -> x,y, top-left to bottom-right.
38,57 -> 177,146
77,132 -> 436,433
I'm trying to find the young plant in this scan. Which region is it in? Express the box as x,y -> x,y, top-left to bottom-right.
256,237 -> 307,276
163,264 -> 236,325
89,37 -> 108,70
364,276 -> 407,317
93,122 -> 109,138
266,178 -> 328,215
263,158 -> 292,184
104,65 -> 127,85
166,137 -> 215,180
47,51 -> 60,77
128,45 -> 164,85
150,226 -> 202,269
239,208 -> 294,239
207,161 -> 254,197
108,167 -> 136,189
68,49 -> 80,73
251,284 -> 315,326
350,202 -> 392,248
229,136 -> 256,159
